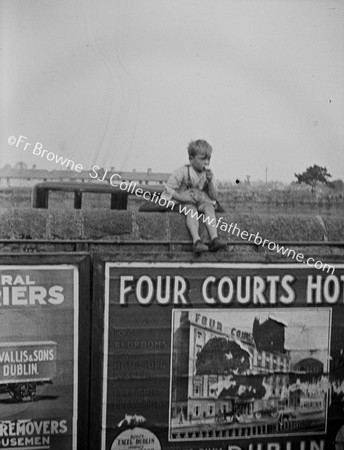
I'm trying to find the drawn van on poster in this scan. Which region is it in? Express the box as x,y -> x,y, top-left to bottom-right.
0,341 -> 57,401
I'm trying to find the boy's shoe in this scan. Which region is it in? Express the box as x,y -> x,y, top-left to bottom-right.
209,237 -> 227,252
193,240 -> 209,254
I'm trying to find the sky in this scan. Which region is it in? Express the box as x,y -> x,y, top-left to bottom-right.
1,0 -> 343,182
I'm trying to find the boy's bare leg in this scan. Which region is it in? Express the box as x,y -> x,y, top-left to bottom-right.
185,205 -> 201,243
184,205 -> 209,253
203,204 -> 218,240
203,204 -> 227,251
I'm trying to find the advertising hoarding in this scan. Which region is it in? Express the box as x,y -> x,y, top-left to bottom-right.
94,262 -> 344,450
0,255 -> 90,450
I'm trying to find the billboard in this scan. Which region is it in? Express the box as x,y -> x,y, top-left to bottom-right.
0,256 -> 89,450
93,262 -> 344,450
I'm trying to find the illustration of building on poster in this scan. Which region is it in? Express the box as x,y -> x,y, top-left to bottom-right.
170,308 -> 331,441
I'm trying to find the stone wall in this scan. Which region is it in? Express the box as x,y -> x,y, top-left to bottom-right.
1,208 -> 344,241
0,208 -> 343,265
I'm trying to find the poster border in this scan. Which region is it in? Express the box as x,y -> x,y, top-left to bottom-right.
100,261 -> 344,450
0,252 -> 90,450
168,306 -> 332,442
0,264 -> 78,448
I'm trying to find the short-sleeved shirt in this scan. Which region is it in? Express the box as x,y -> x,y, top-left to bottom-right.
162,164 -> 217,200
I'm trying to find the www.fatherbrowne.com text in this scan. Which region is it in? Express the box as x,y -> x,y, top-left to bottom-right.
178,204 -> 334,274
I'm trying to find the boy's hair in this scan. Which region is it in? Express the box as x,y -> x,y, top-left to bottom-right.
187,140 -> 213,158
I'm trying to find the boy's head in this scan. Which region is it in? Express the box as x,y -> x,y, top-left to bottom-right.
188,140 -> 212,173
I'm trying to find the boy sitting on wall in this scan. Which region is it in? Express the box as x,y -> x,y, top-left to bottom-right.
162,139 -> 227,254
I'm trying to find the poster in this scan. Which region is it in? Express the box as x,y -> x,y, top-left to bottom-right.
99,262 -> 344,450
0,265 -> 79,450
170,308 -> 331,441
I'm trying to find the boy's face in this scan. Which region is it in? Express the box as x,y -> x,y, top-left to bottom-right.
190,151 -> 211,173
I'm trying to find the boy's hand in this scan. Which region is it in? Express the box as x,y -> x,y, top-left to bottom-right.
205,169 -> 214,181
